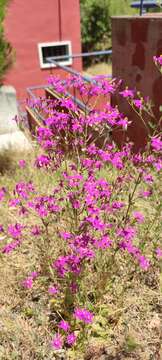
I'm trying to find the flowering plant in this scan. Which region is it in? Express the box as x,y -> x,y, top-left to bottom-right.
0,71 -> 161,355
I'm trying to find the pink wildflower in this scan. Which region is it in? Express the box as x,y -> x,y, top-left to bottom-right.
31,225 -> 41,236
51,334 -> 63,350
58,320 -> 70,332
2,239 -> 21,254
22,277 -> 33,289
112,201 -> 125,210
117,226 -> 136,241
60,232 -> 71,240
0,187 -> 6,201
154,159 -> 162,171
133,211 -> 144,223
66,332 -> 77,346
70,281 -> 78,294
19,159 -> 26,168
156,248 -> 162,258
22,271 -> 38,289
8,223 -> 23,239
138,255 -> 150,270
35,154 -> 50,168
74,308 -> 94,324
143,174 -> 154,184
9,198 -> 21,207
48,286 -> 58,295
94,235 -> 112,249
30,271 -> 39,279
140,189 -> 152,198
151,136 -> 162,152
153,55 -> 162,66
133,99 -> 143,109
119,88 -> 134,98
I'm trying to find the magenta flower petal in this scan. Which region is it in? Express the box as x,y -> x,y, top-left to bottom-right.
51,334 -> 63,350
58,320 -> 70,332
74,308 -> 94,324
66,332 -> 77,346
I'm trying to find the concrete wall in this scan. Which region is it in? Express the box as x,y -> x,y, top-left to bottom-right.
4,0 -> 82,99
112,16 -> 162,151
0,86 -> 18,134
0,86 -> 31,152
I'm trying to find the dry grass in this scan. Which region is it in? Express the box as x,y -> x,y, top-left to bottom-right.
0,150 -> 24,175
83,62 -> 112,77
84,280 -> 162,360
0,249 -> 161,359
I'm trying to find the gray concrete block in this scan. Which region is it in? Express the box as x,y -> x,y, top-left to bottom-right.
0,131 -> 32,152
0,85 -> 18,134
0,85 -> 32,153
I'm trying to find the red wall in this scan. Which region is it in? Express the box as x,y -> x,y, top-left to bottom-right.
112,16 -> 162,152
4,0 -> 82,99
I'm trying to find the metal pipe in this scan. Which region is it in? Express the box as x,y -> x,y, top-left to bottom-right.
140,0 -> 144,15
46,49 -> 112,61
46,57 -> 94,83
27,85 -> 90,113
46,50 -> 112,83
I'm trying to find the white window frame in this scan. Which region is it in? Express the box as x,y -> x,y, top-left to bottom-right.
38,41 -> 72,69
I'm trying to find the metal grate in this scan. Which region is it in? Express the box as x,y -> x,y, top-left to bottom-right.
42,44 -> 69,64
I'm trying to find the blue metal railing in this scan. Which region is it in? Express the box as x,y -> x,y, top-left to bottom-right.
26,49 -> 112,116
46,49 -> 112,61
26,84 -> 90,114
47,57 -> 93,83
131,0 -> 162,15
46,49 -> 112,83
24,49 -> 113,132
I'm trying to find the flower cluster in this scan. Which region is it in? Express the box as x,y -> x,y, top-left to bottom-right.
153,55 -> 162,68
51,307 -> 93,350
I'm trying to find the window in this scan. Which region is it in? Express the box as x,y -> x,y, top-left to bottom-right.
38,41 -> 72,69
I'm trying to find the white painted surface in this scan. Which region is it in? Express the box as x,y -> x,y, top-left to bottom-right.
38,40 -> 72,68
0,86 -> 32,152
